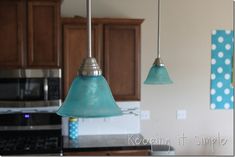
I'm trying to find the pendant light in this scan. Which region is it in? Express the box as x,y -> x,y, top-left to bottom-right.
57,0 -> 122,118
144,0 -> 173,84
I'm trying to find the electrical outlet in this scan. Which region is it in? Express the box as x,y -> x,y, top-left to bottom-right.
141,110 -> 150,120
177,110 -> 187,120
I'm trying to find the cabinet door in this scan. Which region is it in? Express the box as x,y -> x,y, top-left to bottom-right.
110,149 -> 150,156
63,24 -> 101,98
63,151 -> 108,156
63,149 -> 150,156
0,0 -> 25,68
104,25 -> 140,100
27,0 -> 61,67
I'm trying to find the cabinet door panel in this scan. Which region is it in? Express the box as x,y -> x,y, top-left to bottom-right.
63,151 -> 108,156
104,25 -> 140,100
63,24 -> 101,98
110,149 -> 150,156
0,0 -> 25,68
63,149 -> 150,156
28,0 -> 60,67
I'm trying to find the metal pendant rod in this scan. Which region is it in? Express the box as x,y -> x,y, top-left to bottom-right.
157,0 -> 161,58
79,0 -> 102,76
87,0 -> 92,58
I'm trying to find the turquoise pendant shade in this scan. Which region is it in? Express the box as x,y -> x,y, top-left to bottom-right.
144,65 -> 173,84
57,75 -> 122,118
144,0 -> 173,85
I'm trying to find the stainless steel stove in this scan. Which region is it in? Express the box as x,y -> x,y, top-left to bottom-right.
0,112 -> 62,155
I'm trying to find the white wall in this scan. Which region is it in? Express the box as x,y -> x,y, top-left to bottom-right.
61,0 -> 233,155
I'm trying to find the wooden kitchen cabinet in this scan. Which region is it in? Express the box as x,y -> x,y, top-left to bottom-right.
62,18 -> 143,100
104,24 -> 140,100
0,0 -> 61,68
62,23 -> 102,97
0,0 -> 25,68
27,0 -> 61,67
63,149 -> 150,156
63,151 -> 108,156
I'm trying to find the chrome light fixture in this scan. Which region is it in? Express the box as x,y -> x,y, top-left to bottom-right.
57,0 -> 122,118
144,0 -> 173,85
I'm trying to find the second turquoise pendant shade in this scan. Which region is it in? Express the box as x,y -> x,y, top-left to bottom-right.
57,0 -> 122,118
144,0 -> 173,85
144,64 -> 173,84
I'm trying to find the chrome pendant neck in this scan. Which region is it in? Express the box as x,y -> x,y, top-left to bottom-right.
153,57 -> 165,67
79,57 -> 102,76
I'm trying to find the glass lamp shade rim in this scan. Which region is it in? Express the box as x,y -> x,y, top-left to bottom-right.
57,111 -> 123,118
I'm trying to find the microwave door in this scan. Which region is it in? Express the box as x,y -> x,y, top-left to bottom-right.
23,79 -> 44,101
0,79 -> 21,101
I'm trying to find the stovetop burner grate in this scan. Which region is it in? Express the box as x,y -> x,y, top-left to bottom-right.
0,135 -> 61,155
0,113 -> 62,155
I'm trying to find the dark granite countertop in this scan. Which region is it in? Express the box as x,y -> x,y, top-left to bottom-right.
63,134 -> 151,152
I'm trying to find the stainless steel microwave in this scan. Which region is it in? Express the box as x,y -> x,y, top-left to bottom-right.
0,69 -> 61,108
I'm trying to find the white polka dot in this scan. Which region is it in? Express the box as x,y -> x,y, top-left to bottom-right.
231,96 -> 234,102
225,30 -> 231,34
224,103 -> 230,109
212,44 -> 217,50
224,73 -> 230,80
225,59 -> 231,65
210,89 -> 216,95
217,67 -> 223,74
211,74 -> 216,80
216,96 -> 223,102
218,52 -> 224,58
224,88 -> 230,95
225,44 -> 231,50
212,30 -> 217,35
211,103 -> 216,109
217,82 -> 223,88
218,37 -> 224,43
211,59 -> 216,65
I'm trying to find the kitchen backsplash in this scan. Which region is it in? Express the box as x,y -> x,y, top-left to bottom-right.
62,101 -> 140,136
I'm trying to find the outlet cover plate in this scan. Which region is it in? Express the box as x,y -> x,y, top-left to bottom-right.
141,110 -> 150,120
177,110 -> 187,120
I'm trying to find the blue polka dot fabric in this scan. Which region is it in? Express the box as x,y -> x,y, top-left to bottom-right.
210,30 -> 234,110
69,118 -> 79,139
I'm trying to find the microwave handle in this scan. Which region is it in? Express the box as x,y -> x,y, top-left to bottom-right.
20,88 -> 24,100
44,78 -> 48,100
